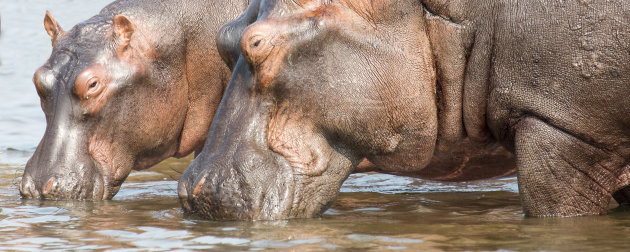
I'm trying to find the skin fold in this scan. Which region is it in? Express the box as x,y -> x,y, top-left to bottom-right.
179,0 -> 630,220
21,0 -> 248,200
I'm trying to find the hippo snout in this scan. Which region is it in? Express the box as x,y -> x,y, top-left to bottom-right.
20,173 -> 106,200
20,161 -> 106,200
178,166 -> 223,217
20,176 -> 59,199
178,142 -> 298,220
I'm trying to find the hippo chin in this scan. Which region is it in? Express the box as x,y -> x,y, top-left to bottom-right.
21,0 -> 248,200
179,0 -> 630,220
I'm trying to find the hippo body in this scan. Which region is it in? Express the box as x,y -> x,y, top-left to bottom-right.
179,0 -> 630,219
21,0 -> 248,200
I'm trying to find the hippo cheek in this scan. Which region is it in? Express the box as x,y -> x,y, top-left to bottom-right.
87,136 -> 134,199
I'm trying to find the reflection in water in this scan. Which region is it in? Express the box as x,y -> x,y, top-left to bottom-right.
3,0 -> 630,251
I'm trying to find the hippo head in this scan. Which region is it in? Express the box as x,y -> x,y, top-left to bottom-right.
22,12 -> 212,200
179,0 -> 438,220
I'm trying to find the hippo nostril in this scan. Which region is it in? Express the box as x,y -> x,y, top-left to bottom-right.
252,39 -> 261,47
192,176 -> 206,197
43,177 -> 55,196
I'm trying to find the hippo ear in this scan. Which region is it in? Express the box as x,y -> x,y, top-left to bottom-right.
112,15 -> 134,54
44,11 -> 63,45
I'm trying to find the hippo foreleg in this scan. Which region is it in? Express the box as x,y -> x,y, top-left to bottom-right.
514,117 -> 628,217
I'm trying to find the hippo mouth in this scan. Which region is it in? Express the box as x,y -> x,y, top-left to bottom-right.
178,140 -> 298,220
20,155 -> 114,200
20,175 -> 107,201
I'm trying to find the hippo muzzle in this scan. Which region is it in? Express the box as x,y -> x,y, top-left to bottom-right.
178,143 -> 296,220
21,125 -> 107,200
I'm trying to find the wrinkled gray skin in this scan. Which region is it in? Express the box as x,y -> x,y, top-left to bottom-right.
21,0 -> 248,200
179,0 -> 630,220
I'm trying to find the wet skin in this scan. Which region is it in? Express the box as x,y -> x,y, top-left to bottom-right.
21,0 -> 248,200
179,0 -> 630,219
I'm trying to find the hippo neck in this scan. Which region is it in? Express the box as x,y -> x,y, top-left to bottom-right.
422,0 -> 499,154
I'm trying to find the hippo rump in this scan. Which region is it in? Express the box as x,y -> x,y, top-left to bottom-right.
20,0 -> 248,200
178,0 -> 630,220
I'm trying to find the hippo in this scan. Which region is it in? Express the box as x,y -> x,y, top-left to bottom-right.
20,0 -> 248,200
178,0 -> 630,220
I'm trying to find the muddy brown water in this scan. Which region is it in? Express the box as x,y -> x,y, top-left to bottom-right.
3,1 -> 630,251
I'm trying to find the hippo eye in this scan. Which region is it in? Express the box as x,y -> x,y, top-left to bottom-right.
74,65 -> 107,105
87,77 -> 99,89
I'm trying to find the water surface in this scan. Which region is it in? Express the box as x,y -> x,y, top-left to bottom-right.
2,1 -> 630,251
